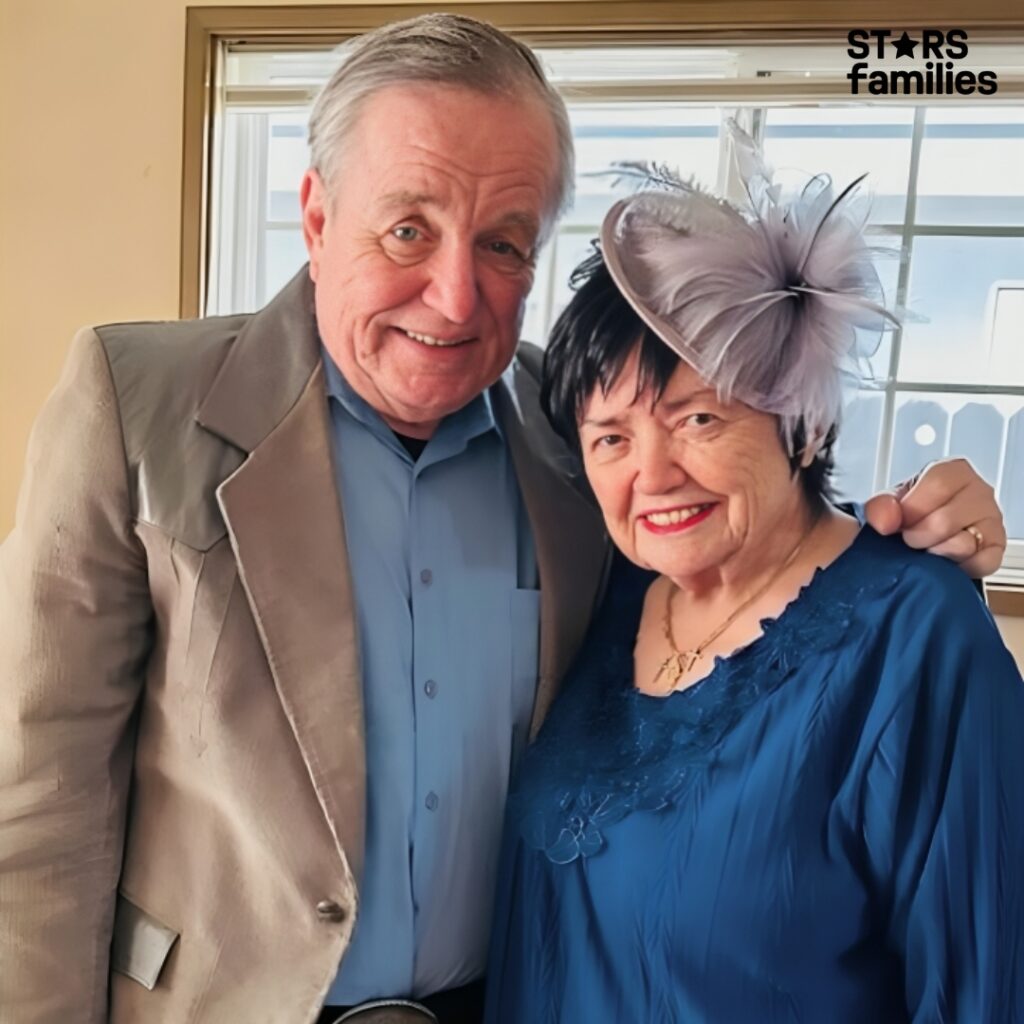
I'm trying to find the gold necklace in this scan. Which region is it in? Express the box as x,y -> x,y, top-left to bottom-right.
652,526 -> 815,694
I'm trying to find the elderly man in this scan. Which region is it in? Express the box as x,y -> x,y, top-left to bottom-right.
0,14 -> 1007,1024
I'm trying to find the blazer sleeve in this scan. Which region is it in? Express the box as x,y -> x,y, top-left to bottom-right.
0,328 -> 153,1022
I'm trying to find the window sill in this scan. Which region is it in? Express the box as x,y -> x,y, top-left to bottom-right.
990,585 -> 1024,617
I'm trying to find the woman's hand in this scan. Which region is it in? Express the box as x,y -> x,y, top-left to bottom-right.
864,457 -> 1007,578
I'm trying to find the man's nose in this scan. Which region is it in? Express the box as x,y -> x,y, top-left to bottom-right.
634,435 -> 687,495
421,242 -> 480,325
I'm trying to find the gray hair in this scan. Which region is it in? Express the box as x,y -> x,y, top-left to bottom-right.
308,13 -> 574,233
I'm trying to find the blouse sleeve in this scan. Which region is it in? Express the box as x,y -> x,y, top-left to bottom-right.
858,569 -> 1024,1021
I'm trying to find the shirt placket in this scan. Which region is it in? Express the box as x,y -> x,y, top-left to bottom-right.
408,465 -> 443,922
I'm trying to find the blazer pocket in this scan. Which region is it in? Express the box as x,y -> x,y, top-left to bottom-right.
110,892 -> 180,990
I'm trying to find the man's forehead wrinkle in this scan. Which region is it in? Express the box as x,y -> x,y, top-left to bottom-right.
400,135 -> 546,172
359,117 -> 552,234
389,138 -> 554,204
497,210 -> 541,230
376,189 -> 440,211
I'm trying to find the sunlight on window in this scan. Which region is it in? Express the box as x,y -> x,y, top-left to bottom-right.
208,44 -> 1024,571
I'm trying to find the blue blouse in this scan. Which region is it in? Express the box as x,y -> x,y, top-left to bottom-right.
486,528 -> 1024,1023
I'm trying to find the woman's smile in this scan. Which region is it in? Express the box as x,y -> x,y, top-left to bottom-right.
637,502 -> 717,534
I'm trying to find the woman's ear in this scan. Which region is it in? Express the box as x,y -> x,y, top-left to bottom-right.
798,430 -> 827,469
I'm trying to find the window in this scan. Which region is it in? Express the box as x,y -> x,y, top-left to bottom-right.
202,34 -> 1024,581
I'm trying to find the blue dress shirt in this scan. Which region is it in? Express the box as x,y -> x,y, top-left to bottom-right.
320,350 -> 539,1003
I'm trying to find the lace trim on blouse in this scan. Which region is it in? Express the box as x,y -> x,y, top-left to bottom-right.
511,538 -> 899,865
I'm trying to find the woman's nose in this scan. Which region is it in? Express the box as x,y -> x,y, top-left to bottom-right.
633,436 -> 687,496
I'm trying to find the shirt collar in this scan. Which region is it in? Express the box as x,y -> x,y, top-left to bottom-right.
320,344 -> 502,455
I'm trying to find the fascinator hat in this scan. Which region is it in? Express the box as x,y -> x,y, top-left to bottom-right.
599,120 -> 900,459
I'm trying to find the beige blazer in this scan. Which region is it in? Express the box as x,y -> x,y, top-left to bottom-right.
0,270 -> 611,1023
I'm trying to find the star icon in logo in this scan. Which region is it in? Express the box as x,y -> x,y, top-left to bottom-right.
892,31 -> 919,59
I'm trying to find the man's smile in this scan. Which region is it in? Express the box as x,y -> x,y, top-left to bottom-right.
400,327 -> 474,348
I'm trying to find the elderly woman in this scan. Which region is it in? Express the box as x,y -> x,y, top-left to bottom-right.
484,147 -> 1024,1022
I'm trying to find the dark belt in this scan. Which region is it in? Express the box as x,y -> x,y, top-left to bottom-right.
317,979 -> 484,1024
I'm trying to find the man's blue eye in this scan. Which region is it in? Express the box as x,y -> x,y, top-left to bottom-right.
489,240 -> 523,258
392,225 -> 420,242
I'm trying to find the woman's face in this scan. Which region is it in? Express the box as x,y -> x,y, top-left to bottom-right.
578,350 -> 809,584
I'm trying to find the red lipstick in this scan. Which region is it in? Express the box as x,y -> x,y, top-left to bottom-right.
639,503 -> 716,535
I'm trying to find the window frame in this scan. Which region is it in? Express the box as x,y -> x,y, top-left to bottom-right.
181,3 -> 1024,613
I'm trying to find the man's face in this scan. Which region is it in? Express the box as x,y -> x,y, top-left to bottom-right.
301,84 -> 560,438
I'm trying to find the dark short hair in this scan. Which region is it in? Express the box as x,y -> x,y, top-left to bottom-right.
540,247 -> 837,507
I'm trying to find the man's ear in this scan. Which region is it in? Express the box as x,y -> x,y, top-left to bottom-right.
300,168 -> 328,281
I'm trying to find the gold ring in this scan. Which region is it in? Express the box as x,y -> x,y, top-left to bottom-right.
964,525 -> 984,553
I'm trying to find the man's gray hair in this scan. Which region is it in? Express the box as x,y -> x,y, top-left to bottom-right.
308,13 -> 574,231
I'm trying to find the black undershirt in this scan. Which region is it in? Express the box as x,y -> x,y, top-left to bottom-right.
393,431 -> 429,461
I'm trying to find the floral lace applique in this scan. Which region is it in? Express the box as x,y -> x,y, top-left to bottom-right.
513,544 -> 900,866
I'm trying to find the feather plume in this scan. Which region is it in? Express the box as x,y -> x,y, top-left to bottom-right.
599,120 -> 900,455
608,160 -> 689,193
609,162 -> 748,238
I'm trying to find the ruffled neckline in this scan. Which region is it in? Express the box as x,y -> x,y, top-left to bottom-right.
630,522 -> 867,707
512,527 -> 900,865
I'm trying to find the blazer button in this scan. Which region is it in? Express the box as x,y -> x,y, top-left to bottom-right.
316,899 -> 346,923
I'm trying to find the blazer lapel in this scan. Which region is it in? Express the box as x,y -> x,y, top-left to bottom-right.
493,357 -> 612,738
196,269 -> 366,883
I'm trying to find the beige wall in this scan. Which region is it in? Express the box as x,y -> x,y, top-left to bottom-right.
2,0 -> 1022,664
0,0 -> 438,533
997,615 -> 1024,673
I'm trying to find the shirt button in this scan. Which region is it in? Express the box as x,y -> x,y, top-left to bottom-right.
424,679 -> 438,699
315,899 -> 346,923
425,792 -> 439,812
420,568 -> 433,585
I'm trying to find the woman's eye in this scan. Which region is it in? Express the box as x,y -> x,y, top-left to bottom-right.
391,225 -> 421,242
682,412 -> 717,428
596,434 -> 624,448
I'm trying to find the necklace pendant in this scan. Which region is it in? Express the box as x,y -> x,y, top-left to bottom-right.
658,650 -> 700,691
